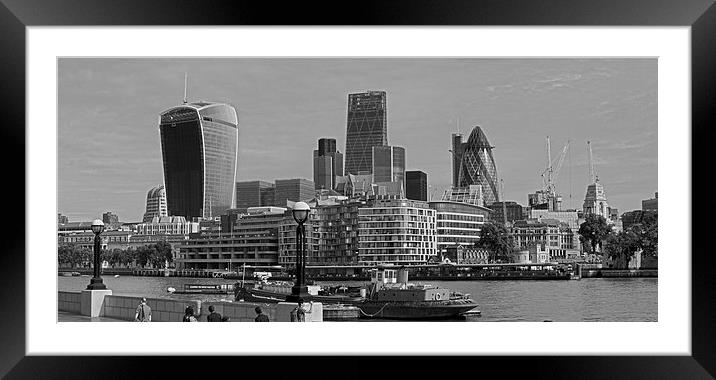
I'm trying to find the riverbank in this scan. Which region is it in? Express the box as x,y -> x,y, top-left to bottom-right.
59,276 -> 658,321
580,268 -> 658,278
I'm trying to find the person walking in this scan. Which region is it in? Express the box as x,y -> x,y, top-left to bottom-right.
206,305 -> 222,322
134,298 -> 152,322
254,306 -> 269,322
182,305 -> 198,322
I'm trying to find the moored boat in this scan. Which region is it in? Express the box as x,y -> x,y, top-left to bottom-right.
234,280 -> 365,304
355,267 -> 479,320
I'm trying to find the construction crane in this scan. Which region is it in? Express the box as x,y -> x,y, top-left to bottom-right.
541,136 -> 570,197
500,178 -> 508,227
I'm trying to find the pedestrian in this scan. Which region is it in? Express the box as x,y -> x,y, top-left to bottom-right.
207,305 -> 222,322
182,305 -> 198,322
134,298 -> 152,322
254,306 -> 269,322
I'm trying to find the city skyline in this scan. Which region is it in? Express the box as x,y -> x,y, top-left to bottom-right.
58,58 -> 657,221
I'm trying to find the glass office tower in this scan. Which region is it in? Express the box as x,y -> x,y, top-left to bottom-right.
344,91 -> 388,175
457,126 -> 499,205
159,102 -> 238,220
372,145 -> 405,185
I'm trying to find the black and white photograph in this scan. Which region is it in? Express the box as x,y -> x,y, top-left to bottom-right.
5,2 -> 708,370
56,57 -> 658,323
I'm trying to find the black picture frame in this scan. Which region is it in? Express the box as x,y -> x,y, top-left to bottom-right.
2,0 -> 713,378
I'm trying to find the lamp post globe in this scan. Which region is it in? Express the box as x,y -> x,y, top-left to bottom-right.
287,201 -> 311,303
86,219 -> 107,290
292,201 -> 310,224
91,219 -> 105,235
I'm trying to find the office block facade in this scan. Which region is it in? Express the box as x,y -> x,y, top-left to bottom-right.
177,208 -> 286,270
357,196 -> 437,266
159,102 -> 238,219
274,178 -> 315,207
235,180 -> 275,210
143,185 -> 169,222
344,91 -> 388,175
429,200 -> 489,258
313,138 -> 344,190
405,170 -> 428,201
372,145 -> 405,186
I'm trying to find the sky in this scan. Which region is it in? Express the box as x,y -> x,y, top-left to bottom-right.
58,58 -> 657,222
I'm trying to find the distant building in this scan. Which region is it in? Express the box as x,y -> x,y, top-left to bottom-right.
642,192 -> 658,211
278,205 -> 320,269
159,102 -> 238,219
488,201 -> 523,225
57,221 -> 95,235
273,178 -> 315,207
177,207 -> 287,270
451,133 -> 464,188
312,198 -> 366,267
405,171 -> 428,201
142,185 -> 168,222
528,189 -> 562,211
455,126 -> 500,205
512,218 -> 577,261
429,200 -> 490,260
102,212 -> 120,227
583,179 -> 610,220
621,209 -> 657,231
529,209 -> 583,252
372,181 -> 404,197
441,185 -> 484,207
357,196 -> 437,266
372,145 -> 405,186
344,91 -> 388,175
235,180 -> 275,210
313,154 -> 333,191
313,138 -> 344,190
59,230 -> 133,251
334,174 -> 376,197
135,216 -> 199,236
58,213 -> 69,225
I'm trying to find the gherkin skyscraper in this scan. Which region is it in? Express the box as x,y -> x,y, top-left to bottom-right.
457,126 -> 499,204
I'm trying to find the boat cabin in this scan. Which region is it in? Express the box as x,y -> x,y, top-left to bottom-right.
369,267 -> 451,302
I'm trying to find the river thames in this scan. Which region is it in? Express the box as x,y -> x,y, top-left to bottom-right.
58,276 -> 657,322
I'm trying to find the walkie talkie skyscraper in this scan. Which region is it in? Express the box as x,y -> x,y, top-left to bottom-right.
159,101 -> 238,220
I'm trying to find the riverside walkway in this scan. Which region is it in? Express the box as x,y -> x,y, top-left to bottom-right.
58,311 -> 125,322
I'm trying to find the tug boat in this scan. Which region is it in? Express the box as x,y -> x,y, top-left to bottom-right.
234,280 -> 365,304
355,267 -> 479,320
234,267 -> 479,320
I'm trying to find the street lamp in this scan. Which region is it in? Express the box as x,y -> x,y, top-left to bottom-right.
287,201 -> 310,303
86,219 -> 107,290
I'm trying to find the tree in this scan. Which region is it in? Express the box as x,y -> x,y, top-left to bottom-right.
135,245 -> 151,268
477,222 -> 514,263
578,214 -> 612,255
58,244 -> 75,268
604,230 -> 641,269
107,248 -> 124,268
632,212 -> 658,258
57,244 -> 92,268
153,241 -> 174,264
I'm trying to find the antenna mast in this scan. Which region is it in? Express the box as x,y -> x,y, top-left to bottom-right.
183,73 -> 188,104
